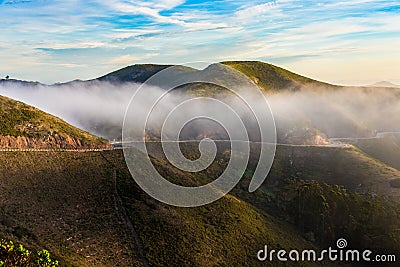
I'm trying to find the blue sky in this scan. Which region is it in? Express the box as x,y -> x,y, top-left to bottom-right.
0,0 -> 399,84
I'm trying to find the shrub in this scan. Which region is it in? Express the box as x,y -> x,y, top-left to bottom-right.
0,239 -> 58,267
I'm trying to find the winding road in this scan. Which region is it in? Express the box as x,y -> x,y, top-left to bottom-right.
111,139 -> 353,148
329,131 -> 400,146
0,148 -> 114,152
3,132 -> 399,152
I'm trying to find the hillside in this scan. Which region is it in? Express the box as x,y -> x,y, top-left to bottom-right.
96,61 -> 337,92
0,151 -> 141,266
221,61 -> 339,92
1,145 -> 400,266
0,95 -> 110,149
266,145 -> 400,198
96,64 -> 172,83
96,64 -> 198,84
334,133 -> 400,171
0,150 -> 316,267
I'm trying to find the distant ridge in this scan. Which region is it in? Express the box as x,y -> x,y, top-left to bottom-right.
1,61 -> 347,92
369,81 -> 400,88
0,78 -> 45,87
1,61 -> 341,91
95,61 -> 340,92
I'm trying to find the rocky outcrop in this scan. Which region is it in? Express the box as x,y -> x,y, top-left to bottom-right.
0,135 -> 111,149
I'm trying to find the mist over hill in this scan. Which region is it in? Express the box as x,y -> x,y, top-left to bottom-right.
1,61 -> 400,266
0,95 -> 110,149
0,61 -> 399,144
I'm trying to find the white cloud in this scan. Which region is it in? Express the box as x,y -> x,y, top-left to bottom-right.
100,0 -> 229,31
107,53 -> 158,65
100,0 -> 185,25
137,0 -> 186,10
235,0 -> 292,20
0,0 -> 399,85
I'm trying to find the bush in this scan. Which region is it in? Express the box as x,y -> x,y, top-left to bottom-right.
0,239 -> 58,267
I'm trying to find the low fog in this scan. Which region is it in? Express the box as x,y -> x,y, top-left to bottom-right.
0,79 -> 399,145
0,81 -> 138,140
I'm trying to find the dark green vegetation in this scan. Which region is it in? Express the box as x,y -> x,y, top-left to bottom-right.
263,179 -> 400,255
268,145 -> 400,197
0,95 -> 110,148
0,239 -> 58,267
336,134 -> 400,171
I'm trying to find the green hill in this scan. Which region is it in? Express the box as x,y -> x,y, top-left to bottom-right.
257,144 -> 400,199
96,61 -> 337,92
97,64 -> 172,83
0,95 -> 110,149
96,64 -> 197,84
222,61 -> 338,92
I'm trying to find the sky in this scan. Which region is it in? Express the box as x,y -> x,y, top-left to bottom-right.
0,0 -> 399,85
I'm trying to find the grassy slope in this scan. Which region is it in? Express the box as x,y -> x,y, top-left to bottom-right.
1,146 -> 400,266
0,150 -> 316,267
97,61 -> 336,93
267,145 -> 400,198
226,144 -> 400,258
0,95 -> 109,147
97,64 -> 172,83
339,135 -> 400,171
0,151 -> 141,266
96,64 -> 195,84
102,150 -> 316,267
112,143 -> 400,264
221,61 -> 338,92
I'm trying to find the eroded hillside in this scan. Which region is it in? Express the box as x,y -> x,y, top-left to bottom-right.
0,95 -> 110,149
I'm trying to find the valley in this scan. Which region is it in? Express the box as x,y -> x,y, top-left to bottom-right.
1,142 -> 399,266
0,61 -> 399,266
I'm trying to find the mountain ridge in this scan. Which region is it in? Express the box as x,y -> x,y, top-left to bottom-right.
3,61 -> 397,93
1,61 -> 342,90
369,81 -> 400,88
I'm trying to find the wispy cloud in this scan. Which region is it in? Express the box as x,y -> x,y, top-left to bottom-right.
235,0 -> 291,20
0,0 -> 399,84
